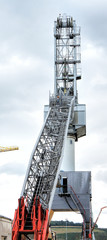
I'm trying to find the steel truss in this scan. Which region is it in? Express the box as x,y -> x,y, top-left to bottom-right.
12,15 -> 88,240
54,14 -> 81,99
21,96 -> 74,214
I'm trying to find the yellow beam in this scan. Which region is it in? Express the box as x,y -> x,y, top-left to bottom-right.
0,146 -> 19,152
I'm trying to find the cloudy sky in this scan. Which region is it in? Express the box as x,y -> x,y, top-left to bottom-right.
0,0 -> 107,228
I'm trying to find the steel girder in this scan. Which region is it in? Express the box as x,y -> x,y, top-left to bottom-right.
21,97 -> 74,213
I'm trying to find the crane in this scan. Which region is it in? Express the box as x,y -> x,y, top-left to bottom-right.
12,15 -> 86,240
0,146 -> 19,152
91,206 -> 107,232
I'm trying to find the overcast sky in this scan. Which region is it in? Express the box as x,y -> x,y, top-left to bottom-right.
0,0 -> 107,228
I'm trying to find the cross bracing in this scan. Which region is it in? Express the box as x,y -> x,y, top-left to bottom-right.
54,15 -> 81,99
21,96 -> 74,213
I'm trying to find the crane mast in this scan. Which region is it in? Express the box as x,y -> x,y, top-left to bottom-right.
12,15 -> 86,240
54,14 -> 81,100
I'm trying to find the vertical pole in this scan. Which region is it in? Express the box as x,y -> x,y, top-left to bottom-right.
73,20 -> 77,99
66,219 -> 67,240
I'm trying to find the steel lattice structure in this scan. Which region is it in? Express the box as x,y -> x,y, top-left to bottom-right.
12,15 -> 88,240
21,15 -> 80,214
21,96 -> 74,213
54,14 -> 81,100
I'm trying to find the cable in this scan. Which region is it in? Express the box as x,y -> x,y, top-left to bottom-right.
64,196 -> 74,211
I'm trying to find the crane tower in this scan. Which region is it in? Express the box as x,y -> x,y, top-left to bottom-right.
54,14 -> 86,171
12,15 -> 94,240
54,15 -> 80,99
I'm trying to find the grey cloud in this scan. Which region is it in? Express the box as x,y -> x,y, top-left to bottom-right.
72,1 -> 107,48
77,147 -> 107,170
0,56 -> 53,117
0,162 -> 26,176
0,0 -> 55,61
95,170 -> 107,183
